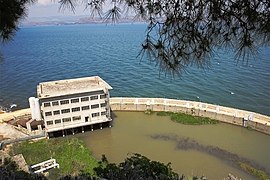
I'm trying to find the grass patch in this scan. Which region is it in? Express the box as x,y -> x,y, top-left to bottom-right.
10,138 -> 98,179
156,111 -> 219,125
239,162 -> 270,180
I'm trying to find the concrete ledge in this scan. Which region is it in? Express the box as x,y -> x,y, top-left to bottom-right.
0,109 -> 31,123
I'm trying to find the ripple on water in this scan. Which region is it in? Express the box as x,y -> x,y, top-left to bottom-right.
0,24 -> 269,115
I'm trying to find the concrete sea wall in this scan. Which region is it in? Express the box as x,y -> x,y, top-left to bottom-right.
110,97 -> 270,135
0,97 -> 269,135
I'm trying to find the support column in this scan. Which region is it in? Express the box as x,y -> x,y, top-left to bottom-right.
62,130 -> 65,137
109,122 -> 112,128
100,123 -> 103,130
82,126 -> 84,133
135,98 -> 138,111
91,125 -> 93,131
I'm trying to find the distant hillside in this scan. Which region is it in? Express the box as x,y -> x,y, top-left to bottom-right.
21,16 -> 143,26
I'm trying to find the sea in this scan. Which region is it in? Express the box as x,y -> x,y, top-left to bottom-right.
0,24 -> 269,115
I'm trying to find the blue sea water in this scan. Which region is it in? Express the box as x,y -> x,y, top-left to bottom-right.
0,24 -> 269,115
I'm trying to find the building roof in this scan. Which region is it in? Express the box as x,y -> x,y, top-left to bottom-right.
37,76 -> 112,99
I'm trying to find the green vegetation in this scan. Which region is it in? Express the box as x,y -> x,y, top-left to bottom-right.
94,153 -> 184,179
156,111 -> 219,125
144,109 -> 154,115
1,152 -> 203,180
7,138 -> 208,179
10,138 -> 98,178
239,162 -> 270,180
0,158 -> 46,179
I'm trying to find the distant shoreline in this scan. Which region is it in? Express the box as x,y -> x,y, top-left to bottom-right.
21,17 -> 147,27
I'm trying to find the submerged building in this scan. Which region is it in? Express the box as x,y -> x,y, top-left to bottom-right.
33,76 -> 112,134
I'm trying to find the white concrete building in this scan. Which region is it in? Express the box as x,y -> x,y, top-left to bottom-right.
36,76 -> 112,134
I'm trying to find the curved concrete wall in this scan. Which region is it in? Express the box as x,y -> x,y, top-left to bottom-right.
1,97 -> 269,135
110,97 -> 270,135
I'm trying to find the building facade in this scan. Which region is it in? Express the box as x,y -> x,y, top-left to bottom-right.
36,76 -> 112,133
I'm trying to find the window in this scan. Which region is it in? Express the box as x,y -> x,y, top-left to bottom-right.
44,102 -> 51,107
72,116 -> 81,121
100,94 -> 106,99
71,98 -> 79,103
90,95 -> 98,100
101,103 -> 107,107
60,100 -> 69,105
101,111 -> 106,116
53,110 -> 60,115
91,104 -> 99,109
52,101 -> 59,106
61,109 -> 70,114
72,107 -> 80,112
55,119 -> 61,124
62,117 -> 71,122
46,120 -> 53,125
92,112 -> 99,118
82,106 -> 90,111
45,111 -> 52,116
81,97 -> 89,102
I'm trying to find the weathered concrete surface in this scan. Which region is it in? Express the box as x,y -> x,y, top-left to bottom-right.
0,108 -> 31,123
0,123 -> 28,140
0,109 -> 32,139
110,97 -> 270,135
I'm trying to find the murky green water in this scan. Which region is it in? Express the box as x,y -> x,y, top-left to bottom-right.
76,111 -> 270,179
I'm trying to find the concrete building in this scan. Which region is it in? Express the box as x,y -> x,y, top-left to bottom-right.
36,76 -> 112,134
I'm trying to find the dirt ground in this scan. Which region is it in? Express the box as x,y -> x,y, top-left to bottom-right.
0,123 -> 28,140
0,109 -> 31,139
0,108 -> 31,123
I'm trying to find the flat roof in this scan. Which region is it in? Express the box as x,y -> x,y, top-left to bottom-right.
37,76 -> 112,99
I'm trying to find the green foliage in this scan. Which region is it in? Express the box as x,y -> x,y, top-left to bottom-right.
60,172 -> 97,180
11,138 -> 98,178
170,113 -> 219,125
0,158 -> 46,179
0,0 -> 36,42
239,162 -> 270,180
144,109 -> 154,115
157,111 -> 219,125
9,141 -> 210,180
94,153 -> 184,180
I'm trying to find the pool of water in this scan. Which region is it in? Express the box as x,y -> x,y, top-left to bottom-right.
76,111 -> 270,179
